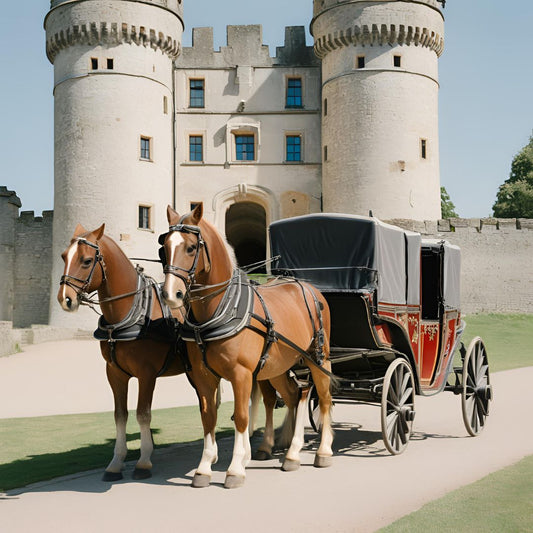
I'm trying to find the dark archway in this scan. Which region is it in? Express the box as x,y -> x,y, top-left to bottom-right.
225,202 -> 266,272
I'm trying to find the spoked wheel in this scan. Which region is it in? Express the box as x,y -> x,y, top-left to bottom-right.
381,358 -> 416,455
307,384 -> 320,432
462,337 -> 492,436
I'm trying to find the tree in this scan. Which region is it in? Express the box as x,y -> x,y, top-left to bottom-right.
441,186 -> 458,218
493,136 -> 533,218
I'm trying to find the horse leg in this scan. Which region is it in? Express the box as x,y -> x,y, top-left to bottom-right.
103,364 -> 129,481
281,386 -> 309,472
269,373 -> 299,450
133,374 -> 157,480
252,380 -> 277,460
309,362 -> 334,468
225,369 -> 253,489
190,372 -> 220,488
249,379 -> 261,436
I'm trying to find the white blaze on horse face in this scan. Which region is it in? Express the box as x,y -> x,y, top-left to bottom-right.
163,231 -> 188,308
59,241 -> 80,312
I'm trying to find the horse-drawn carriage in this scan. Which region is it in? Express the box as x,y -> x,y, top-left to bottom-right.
270,213 -> 492,454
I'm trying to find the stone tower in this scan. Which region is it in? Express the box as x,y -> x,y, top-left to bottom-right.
311,0 -> 444,220
45,0 -> 183,327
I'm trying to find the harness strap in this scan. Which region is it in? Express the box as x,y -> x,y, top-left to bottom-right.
107,340 -> 134,378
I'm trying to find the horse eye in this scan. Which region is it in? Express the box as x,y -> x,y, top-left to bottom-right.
186,245 -> 196,254
82,258 -> 93,267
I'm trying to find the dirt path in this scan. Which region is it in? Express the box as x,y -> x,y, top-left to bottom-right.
1,340 -> 532,532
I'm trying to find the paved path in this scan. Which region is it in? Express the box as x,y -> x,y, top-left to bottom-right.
1,340 -> 532,532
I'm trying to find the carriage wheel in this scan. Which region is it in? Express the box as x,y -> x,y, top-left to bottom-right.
307,384 -> 320,433
381,358 -> 416,455
462,337 -> 492,436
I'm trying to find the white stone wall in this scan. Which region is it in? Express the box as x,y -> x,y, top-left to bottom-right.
312,0 -> 444,220
45,0 -> 183,328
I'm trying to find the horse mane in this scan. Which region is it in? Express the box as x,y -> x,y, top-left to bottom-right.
199,217 -> 237,269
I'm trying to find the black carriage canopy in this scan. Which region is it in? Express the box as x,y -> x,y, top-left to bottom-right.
269,213 -> 461,309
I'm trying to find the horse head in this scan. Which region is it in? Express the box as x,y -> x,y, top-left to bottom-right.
161,204 -> 211,310
57,223 -> 106,312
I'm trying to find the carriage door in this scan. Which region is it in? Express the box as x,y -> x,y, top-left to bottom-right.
225,202 -> 267,273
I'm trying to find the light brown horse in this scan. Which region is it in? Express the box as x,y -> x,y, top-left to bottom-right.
161,204 -> 334,488
57,223 -> 188,481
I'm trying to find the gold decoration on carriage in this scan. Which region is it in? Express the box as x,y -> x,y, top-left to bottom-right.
423,323 -> 439,341
408,316 -> 419,344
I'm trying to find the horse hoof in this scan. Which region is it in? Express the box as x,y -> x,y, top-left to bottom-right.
224,474 -> 245,489
281,458 -> 300,472
192,473 -> 211,488
314,455 -> 333,468
132,468 -> 152,480
102,471 -> 123,482
253,450 -> 272,461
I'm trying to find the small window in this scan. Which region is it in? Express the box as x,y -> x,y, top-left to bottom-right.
140,136 -> 151,160
138,205 -> 151,230
286,135 -> 302,162
421,139 -> 427,159
107,58 -> 114,70
286,78 -> 303,108
235,134 -> 255,161
189,135 -> 203,162
393,55 -> 401,68
163,96 -> 168,114
357,56 -> 365,69
324,145 -> 328,161
324,98 -> 328,117
90,57 -> 98,70
189,79 -> 205,108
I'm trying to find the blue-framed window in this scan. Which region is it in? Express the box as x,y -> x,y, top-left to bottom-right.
189,79 -> 205,108
189,135 -> 203,162
286,78 -> 302,108
140,136 -> 151,160
286,135 -> 302,162
235,135 -> 255,161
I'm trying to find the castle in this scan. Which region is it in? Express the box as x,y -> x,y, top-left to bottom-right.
0,0 -> 532,336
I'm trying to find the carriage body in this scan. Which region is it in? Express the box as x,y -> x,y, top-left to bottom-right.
270,213 -> 463,398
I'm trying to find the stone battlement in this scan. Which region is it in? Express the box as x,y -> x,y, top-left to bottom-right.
388,217 -> 533,235
177,25 -> 319,68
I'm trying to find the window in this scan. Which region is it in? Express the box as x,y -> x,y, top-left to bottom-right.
235,134 -> 255,161
189,135 -> 203,162
324,145 -> 328,161
140,136 -> 151,160
90,57 -> 98,70
138,205 -> 151,230
286,78 -> 302,108
421,139 -> 427,159
357,56 -> 365,69
286,135 -> 302,162
163,95 -> 168,114
393,55 -> 401,68
107,58 -> 114,69
189,79 -> 205,108
324,98 -> 328,117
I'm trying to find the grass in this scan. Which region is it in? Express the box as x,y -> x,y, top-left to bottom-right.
380,454 -> 533,533
0,402 -> 283,492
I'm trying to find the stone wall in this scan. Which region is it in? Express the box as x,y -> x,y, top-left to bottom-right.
389,217 -> 533,314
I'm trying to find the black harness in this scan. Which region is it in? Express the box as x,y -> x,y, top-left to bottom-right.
162,223 -> 327,381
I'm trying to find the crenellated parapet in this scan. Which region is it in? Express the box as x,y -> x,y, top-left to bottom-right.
46,21 -> 181,62
313,23 -> 444,59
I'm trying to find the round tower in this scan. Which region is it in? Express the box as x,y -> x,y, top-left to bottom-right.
312,0 -> 444,220
45,0 -> 183,327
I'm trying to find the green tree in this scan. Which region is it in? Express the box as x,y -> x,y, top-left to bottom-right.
493,136 -> 533,218
441,186 -> 458,218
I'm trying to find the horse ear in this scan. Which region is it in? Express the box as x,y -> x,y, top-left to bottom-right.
73,223 -> 87,238
167,205 -> 180,225
191,202 -> 203,225
93,224 -> 105,241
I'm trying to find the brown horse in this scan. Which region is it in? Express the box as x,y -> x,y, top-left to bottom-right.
57,223 -> 188,481
161,204 -> 334,488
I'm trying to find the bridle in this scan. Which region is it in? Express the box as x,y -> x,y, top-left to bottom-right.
162,222 -> 211,288
60,238 -> 107,296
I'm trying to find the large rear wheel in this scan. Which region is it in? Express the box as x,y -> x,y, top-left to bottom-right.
381,358 -> 416,455
462,337 -> 492,436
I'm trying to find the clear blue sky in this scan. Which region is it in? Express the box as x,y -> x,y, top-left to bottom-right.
1,0 -> 532,218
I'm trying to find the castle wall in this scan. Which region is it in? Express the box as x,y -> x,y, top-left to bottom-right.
390,218 -> 533,314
